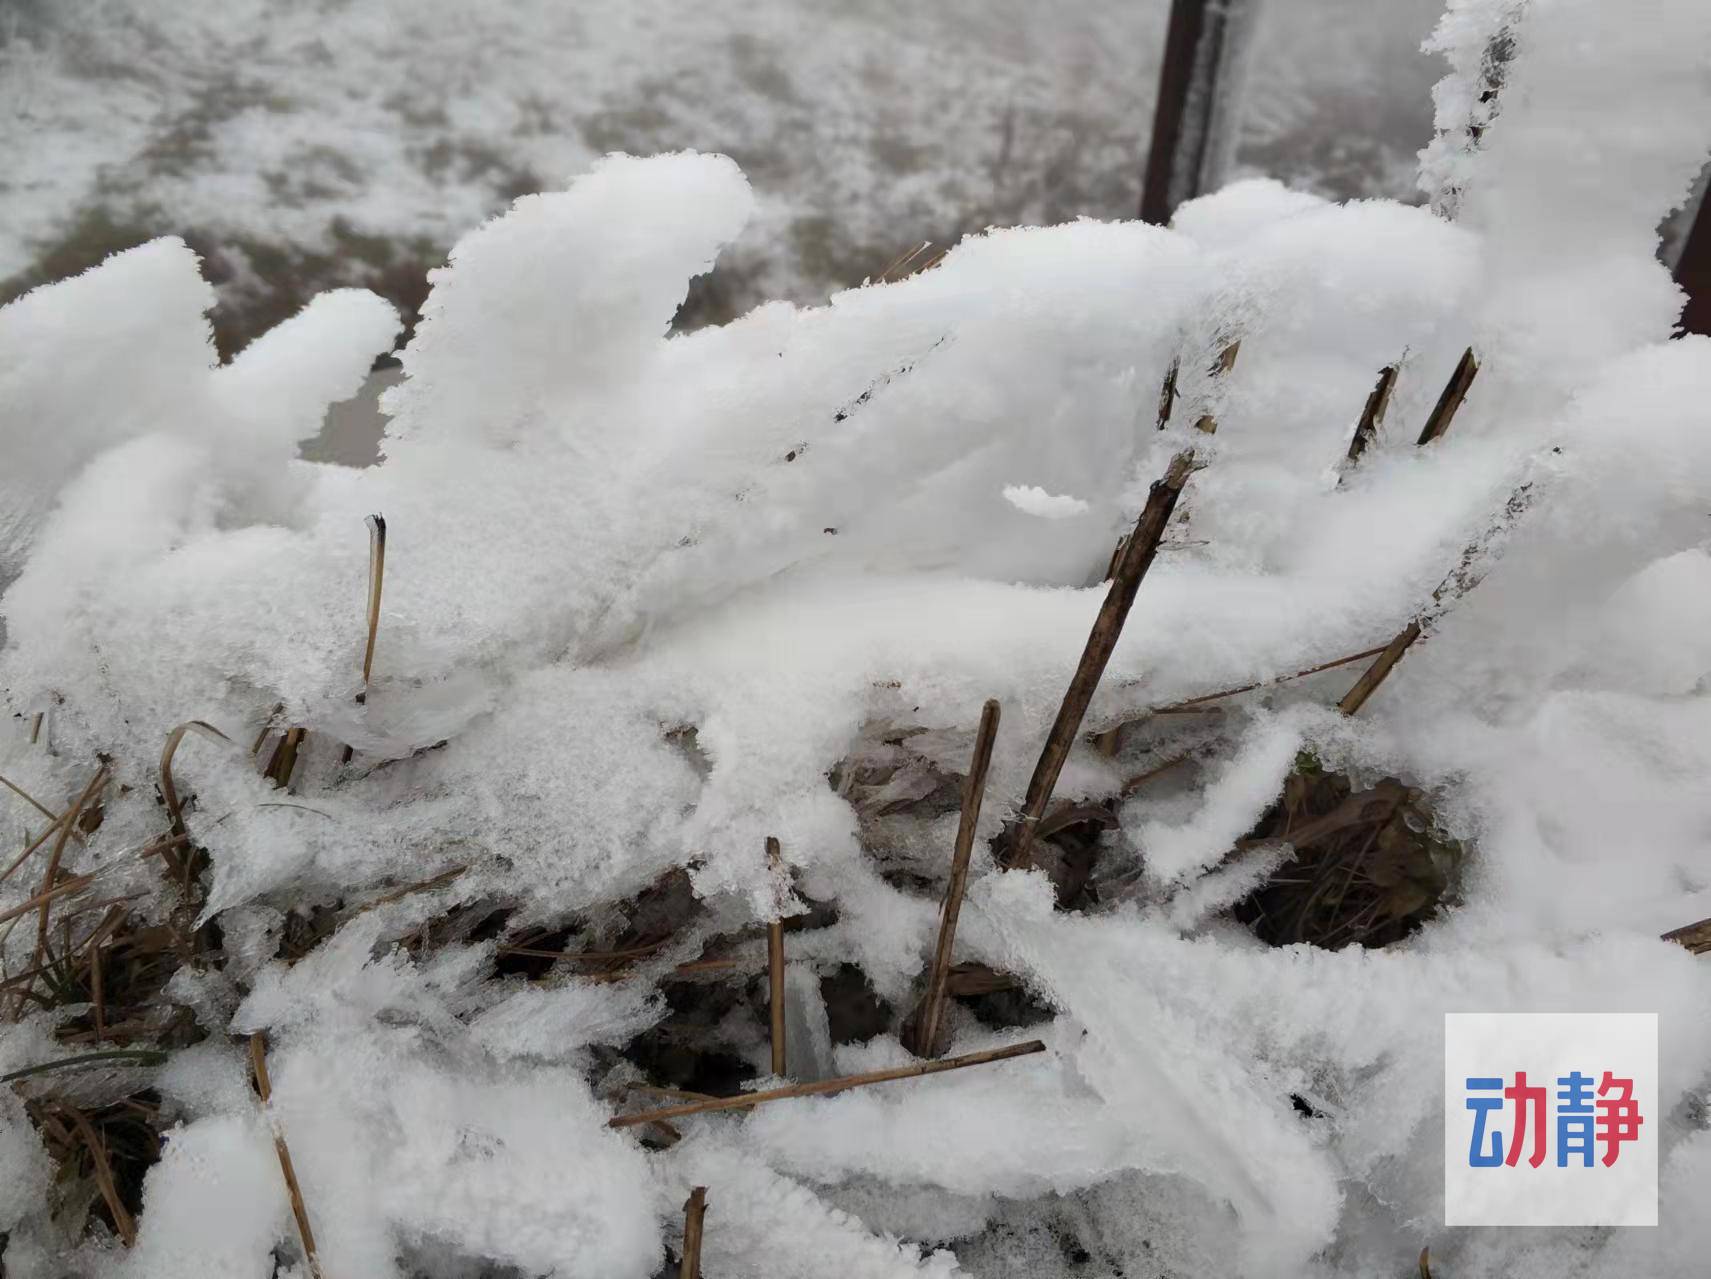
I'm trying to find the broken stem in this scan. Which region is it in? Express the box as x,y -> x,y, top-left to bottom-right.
1005,453 -> 1196,870
1416,347 -> 1478,446
679,1186 -> 708,1279
250,1032 -> 325,1279
1345,363 -> 1399,465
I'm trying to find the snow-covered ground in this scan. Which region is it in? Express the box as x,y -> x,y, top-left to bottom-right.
3,1 -> 1711,1278
0,0 -> 1445,349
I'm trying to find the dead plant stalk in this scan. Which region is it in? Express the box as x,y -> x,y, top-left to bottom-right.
909,698 -> 1000,1057
1005,453 -> 1195,870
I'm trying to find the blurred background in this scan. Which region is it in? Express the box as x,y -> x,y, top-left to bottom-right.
0,0 -> 1448,356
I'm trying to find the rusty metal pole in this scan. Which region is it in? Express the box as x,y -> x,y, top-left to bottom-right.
1139,0 -> 1256,225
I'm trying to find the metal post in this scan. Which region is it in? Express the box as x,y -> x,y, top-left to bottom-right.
1674,181 -> 1711,337
1139,0 -> 1256,225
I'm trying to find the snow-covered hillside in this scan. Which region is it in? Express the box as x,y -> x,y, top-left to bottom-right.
0,0 -> 1444,349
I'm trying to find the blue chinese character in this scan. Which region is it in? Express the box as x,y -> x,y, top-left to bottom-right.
1557,1071 -> 1595,1167
1466,1077 -> 1505,1167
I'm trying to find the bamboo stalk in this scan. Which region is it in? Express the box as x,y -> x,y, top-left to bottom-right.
250,1032 -> 325,1279
1004,453 -> 1196,870
609,1039 -> 1046,1129
909,699 -> 1000,1057
679,1186 -> 708,1279
1416,347 -> 1478,446
1345,363 -> 1399,465
766,836 -> 787,1077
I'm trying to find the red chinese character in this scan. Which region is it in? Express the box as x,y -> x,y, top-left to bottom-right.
1504,1071 -> 1548,1168
1595,1072 -> 1643,1166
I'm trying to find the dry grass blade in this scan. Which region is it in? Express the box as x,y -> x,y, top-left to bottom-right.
1004,453 -> 1196,870
679,1186 -> 708,1279
353,864 -> 466,915
0,1049 -> 168,1085
1662,917 -> 1711,954
1345,363 -> 1399,466
0,772 -> 61,824
766,836 -> 787,1077
0,872 -> 95,929
609,1039 -> 1046,1129
361,514 -> 387,686
1416,347 -> 1478,446
29,712 -> 43,745
342,515 -> 388,764
63,1105 -> 137,1246
159,720 -> 237,839
1419,1245 -> 1433,1278
908,698 -> 1000,1057
0,809 -> 73,891
250,1032 -> 325,1279
17,767 -> 108,1015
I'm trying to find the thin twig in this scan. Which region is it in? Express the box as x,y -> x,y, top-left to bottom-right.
609,1039 -> 1046,1129
679,1186 -> 708,1279
1149,643 -> 1392,714
909,699 -> 1000,1057
766,837 -> 787,1077
1416,347 -> 1478,446
250,1032 -> 325,1279
1004,453 -> 1196,870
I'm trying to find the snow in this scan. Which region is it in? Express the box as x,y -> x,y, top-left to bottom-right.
0,0 -> 1709,1274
